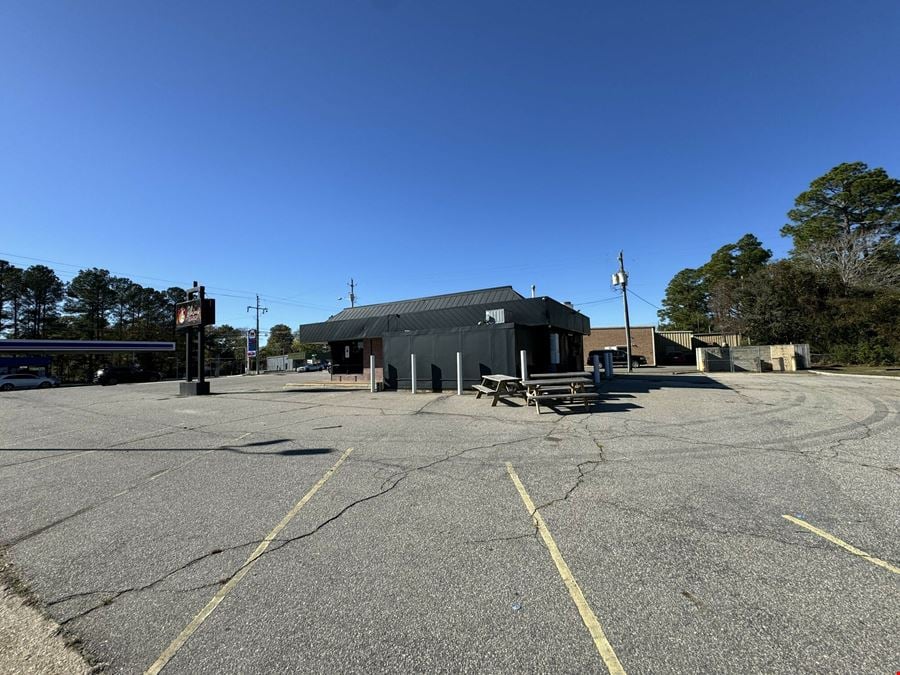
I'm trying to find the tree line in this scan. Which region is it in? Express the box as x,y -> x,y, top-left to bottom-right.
658,162 -> 900,364
0,264 -> 325,380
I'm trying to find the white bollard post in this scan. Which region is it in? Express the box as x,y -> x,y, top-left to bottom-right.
410,353 -> 417,394
370,354 -> 376,392
456,351 -> 463,395
520,349 -> 528,382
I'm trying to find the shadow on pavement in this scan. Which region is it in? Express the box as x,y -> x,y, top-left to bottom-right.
584,372 -> 732,416
537,401 -> 642,416
603,373 -> 731,394
0,445 -> 335,457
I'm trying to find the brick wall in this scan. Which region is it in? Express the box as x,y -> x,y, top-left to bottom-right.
584,327 -> 656,366
362,337 -> 384,380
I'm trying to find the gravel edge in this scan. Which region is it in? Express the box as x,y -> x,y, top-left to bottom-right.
0,552 -> 100,674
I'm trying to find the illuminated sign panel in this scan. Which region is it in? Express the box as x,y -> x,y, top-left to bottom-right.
175,299 -> 215,330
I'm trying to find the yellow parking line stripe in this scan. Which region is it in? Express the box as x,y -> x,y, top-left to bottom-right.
506,462 -> 626,675
18,450 -> 97,474
13,430 -> 251,478
110,450 -> 214,500
145,446 -> 355,675
782,514 -> 900,575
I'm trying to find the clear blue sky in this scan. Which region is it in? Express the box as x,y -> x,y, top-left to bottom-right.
2,1 -> 899,335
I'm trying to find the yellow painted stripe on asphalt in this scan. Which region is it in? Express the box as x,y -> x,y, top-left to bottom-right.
505,462 -> 626,675
108,450 -> 215,501
145,446 -> 355,675
782,514 -> 900,575
18,450 -> 97,474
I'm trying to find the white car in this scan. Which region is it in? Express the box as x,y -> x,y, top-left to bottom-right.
0,373 -> 61,391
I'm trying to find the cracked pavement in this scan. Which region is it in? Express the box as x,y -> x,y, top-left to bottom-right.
0,370 -> 898,674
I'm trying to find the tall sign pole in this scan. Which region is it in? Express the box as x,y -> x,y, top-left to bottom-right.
616,251 -> 634,373
247,295 -> 267,375
175,281 -> 216,395
185,309 -> 193,383
197,284 -> 206,388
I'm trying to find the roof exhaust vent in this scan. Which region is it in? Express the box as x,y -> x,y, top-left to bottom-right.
485,309 -> 505,324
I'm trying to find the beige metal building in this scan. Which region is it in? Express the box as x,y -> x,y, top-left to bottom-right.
656,330 -> 744,364
584,326 -> 657,366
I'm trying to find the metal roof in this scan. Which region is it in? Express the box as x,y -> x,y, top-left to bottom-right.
298,297 -> 589,343
329,286 -> 524,321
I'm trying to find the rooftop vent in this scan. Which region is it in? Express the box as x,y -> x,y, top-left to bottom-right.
485,309 -> 505,324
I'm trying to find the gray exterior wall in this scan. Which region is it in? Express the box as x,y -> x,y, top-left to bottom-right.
383,324 -> 517,391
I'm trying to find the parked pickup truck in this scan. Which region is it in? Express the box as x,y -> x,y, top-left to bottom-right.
586,349 -> 647,369
94,366 -> 162,386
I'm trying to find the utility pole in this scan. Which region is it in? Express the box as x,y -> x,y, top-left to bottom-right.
247,295 -> 267,375
348,278 -> 357,308
616,250 -> 634,373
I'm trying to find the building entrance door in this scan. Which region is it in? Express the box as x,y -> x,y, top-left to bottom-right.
332,340 -> 365,374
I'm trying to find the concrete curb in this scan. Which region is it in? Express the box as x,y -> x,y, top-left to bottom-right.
283,382 -> 372,390
808,369 -> 899,380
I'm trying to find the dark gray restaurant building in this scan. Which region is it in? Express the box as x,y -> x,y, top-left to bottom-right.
297,286 -> 589,390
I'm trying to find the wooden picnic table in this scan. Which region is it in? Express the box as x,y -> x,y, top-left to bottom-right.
473,374 -> 521,406
527,371 -> 593,379
521,377 -> 590,393
521,375 -> 599,414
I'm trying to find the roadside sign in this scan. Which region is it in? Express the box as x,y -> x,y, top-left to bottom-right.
175,298 -> 216,330
247,329 -> 257,357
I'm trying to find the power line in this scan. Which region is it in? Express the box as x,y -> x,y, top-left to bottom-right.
259,296 -> 335,311
0,250 -> 335,312
628,289 -> 661,310
573,296 -> 620,307
0,251 -> 201,290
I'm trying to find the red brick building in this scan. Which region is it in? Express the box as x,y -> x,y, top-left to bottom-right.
584,326 -> 657,366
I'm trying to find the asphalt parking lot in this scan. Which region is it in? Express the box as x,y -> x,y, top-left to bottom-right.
1,370 -> 898,674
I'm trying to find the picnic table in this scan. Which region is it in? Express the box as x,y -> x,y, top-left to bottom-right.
526,371 -> 592,379
521,374 -> 599,414
473,374 -> 521,406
